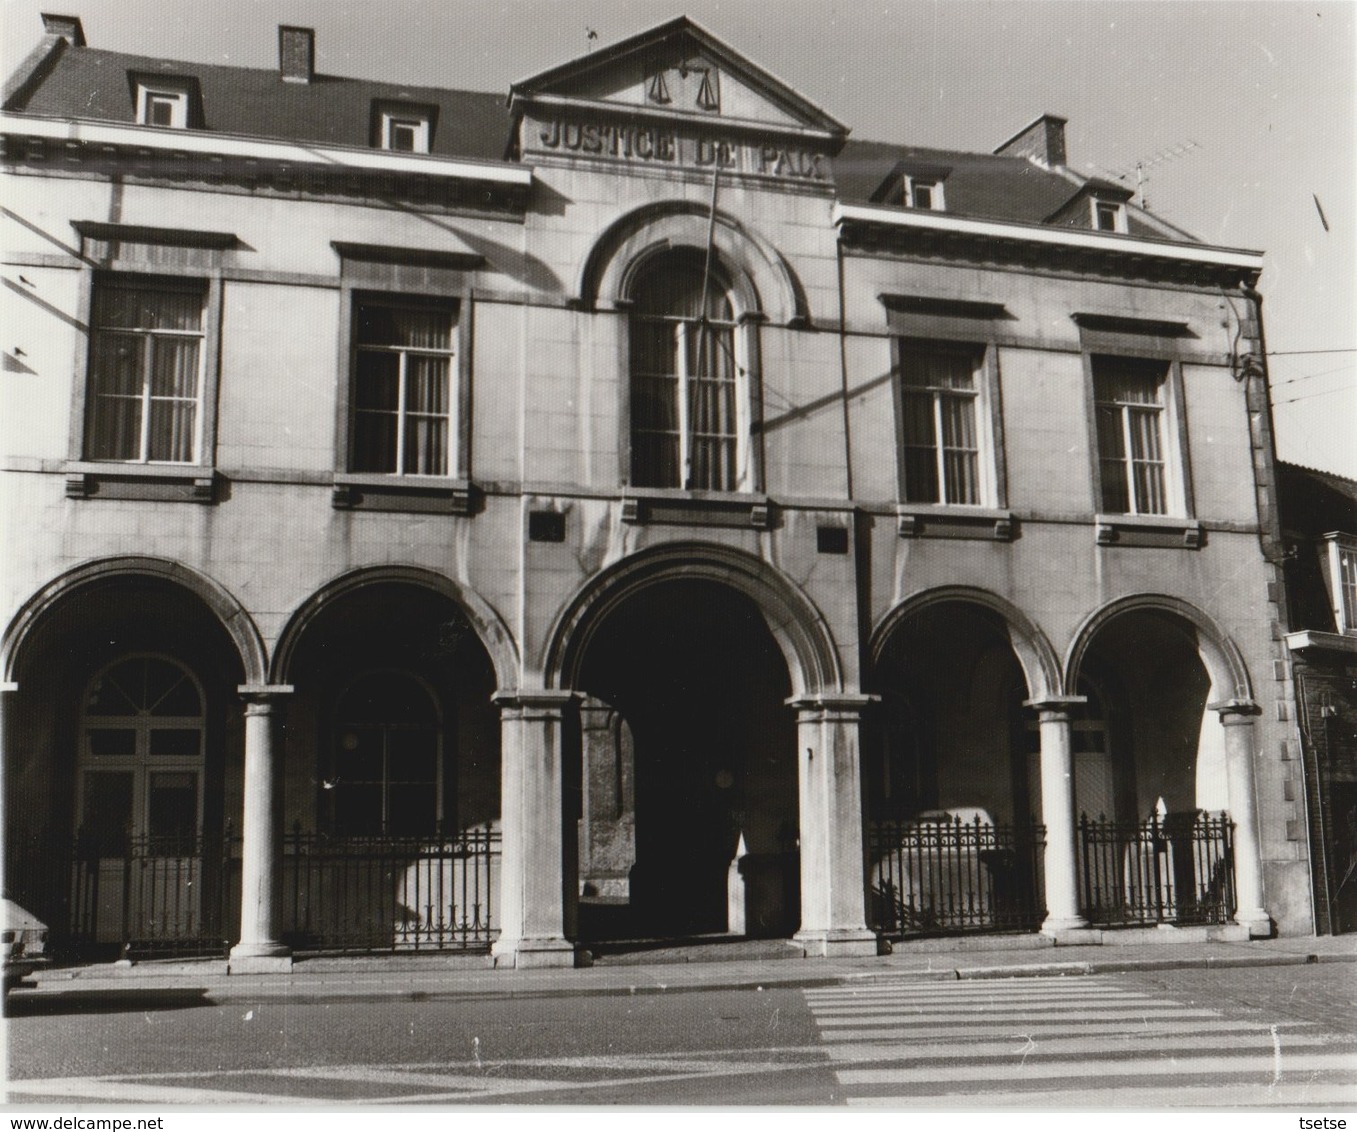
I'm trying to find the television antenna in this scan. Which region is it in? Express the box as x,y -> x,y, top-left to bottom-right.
1090,139 -> 1200,211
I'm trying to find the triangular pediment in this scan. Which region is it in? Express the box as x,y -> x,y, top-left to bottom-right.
510,16 -> 847,141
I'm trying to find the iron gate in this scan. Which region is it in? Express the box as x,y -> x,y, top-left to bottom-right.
280,823 -> 500,953
1077,810 -> 1235,927
867,813 -> 1046,936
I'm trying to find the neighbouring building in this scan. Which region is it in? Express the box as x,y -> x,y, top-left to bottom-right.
1279,462 -> 1357,934
0,13 -> 1317,969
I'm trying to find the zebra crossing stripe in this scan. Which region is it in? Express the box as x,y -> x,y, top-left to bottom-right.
811,1008 -> 1223,1023
843,1080 -> 1357,1108
836,1050 -> 1357,1086
814,1019 -> 1313,1041
5,1078 -> 322,1105
821,1030 -> 1337,1062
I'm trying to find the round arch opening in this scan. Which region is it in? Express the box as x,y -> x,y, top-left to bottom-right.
570,578 -> 799,944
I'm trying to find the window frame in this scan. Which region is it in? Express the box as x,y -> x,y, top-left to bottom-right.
891,337 -> 1004,510
1324,533 -> 1357,634
135,85 -> 190,129
1086,352 -> 1189,518
70,269 -> 222,486
75,654 -> 207,849
382,112 -> 431,154
328,669 -> 446,838
905,176 -> 945,212
622,249 -> 763,495
346,294 -> 460,479
893,339 -> 995,507
1091,198 -> 1128,234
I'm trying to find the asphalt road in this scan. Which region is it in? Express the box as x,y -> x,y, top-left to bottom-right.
6,964 -> 1356,1107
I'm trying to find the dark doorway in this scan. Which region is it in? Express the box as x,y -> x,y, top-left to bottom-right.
575,579 -> 797,942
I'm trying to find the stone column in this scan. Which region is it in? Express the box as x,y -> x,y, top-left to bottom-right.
1210,698 -> 1271,937
788,694 -> 878,957
229,685 -> 294,973
492,690 -> 577,968
1025,696 -> 1089,935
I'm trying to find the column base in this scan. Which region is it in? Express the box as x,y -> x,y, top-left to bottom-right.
1233,909 -> 1273,938
492,936 -> 577,969
794,928 -> 879,957
1040,914 -> 1090,936
228,944 -> 293,975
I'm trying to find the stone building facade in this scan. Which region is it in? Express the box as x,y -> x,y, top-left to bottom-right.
0,14 -> 1316,969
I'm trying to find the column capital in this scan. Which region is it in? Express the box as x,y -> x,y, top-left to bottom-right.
1208,698 -> 1262,721
0,681 -> 18,693
238,684 -> 294,701
493,689 -> 579,717
786,693 -> 879,719
1024,695 -> 1087,720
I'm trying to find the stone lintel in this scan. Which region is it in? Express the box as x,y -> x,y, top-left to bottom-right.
785,693 -> 878,717
492,689 -> 579,715
1023,695 -> 1087,716
237,684 -> 295,700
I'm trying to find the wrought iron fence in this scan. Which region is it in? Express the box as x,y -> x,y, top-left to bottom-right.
866,813 -> 1046,936
68,830 -> 240,958
55,822 -> 501,958
1077,810 -> 1235,927
280,823 -> 500,953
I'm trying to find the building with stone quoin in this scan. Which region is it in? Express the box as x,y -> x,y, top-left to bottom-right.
0,13 -> 1327,972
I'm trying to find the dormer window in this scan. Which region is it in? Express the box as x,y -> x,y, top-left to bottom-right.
373,103 -> 436,154
905,176 -> 945,211
137,86 -> 188,129
1093,199 -> 1127,233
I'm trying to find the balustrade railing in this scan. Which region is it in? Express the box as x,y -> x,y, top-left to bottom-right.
1076,810 -> 1235,927
867,813 -> 1046,936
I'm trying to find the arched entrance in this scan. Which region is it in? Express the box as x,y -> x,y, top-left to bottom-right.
867,595 -> 1052,936
1066,599 -> 1254,928
272,575 -> 501,952
572,579 -> 798,943
3,562 -> 254,957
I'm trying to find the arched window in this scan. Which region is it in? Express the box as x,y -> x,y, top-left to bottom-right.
332,671 -> 442,838
78,655 -> 205,853
629,250 -> 750,491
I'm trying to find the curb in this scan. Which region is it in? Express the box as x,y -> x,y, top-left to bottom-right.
10,948 -> 1353,1010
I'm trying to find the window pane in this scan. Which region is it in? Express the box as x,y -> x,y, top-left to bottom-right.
387,729 -> 437,783
87,335 -> 145,461
87,394 -> 143,462
149,337 -> 200,398
1093,356 -> 1165,405
147,771 -> 198,843
942,449 -> 979,505
387,784 -> 437,837
88,728 -> 137,757
81,771 -> 133,855
149,728 -> 201,757
334,785 -> 382,837
337,727 -> 384,782
357,303 -> 452,350
404,415 -> 448,475
406,356 -> 450,414
94,284 -> 201,331
143,658 -> 202,715
146,399 -> 197,462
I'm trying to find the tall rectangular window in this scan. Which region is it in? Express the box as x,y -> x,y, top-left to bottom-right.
1092,355 -> 1169,515
350,298 -> 456,476
898,342 -> 983,505
1328,536 -> 1357,633
85,277 -> 205,464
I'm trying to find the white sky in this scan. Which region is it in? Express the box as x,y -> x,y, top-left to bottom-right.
3,0 -> 1353,477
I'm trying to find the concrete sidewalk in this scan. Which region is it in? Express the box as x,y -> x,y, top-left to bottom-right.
9,932 -> 1357,1010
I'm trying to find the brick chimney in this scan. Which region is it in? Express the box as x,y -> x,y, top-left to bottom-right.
40,13 -> 86,46
278,25 -> 314,83
994,114 -> 1068,167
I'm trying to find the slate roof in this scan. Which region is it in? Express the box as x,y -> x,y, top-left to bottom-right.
8,46 -> 513,161
4,38 -> 1194,239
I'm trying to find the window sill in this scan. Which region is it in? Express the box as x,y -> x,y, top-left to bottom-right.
621,488 -> 773,530
1095,513 -> 1202,549
1284,630 -> 1357,656
65,462 -> 216,503
332,474 -> 476,515
896,504 -> 1014,541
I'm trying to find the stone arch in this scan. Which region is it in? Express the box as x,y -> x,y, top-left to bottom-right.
269,565 -> 519,692
1064,593 -> 1253,702
3,556 -> 266,686
543,542 -> 843,698
870,586 -> 1062,703
578,201 -> 809,326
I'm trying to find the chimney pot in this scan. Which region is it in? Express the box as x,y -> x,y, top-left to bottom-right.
279,25 -> 314,83
994,113 -> 1068,167
40,13 -> 86,46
